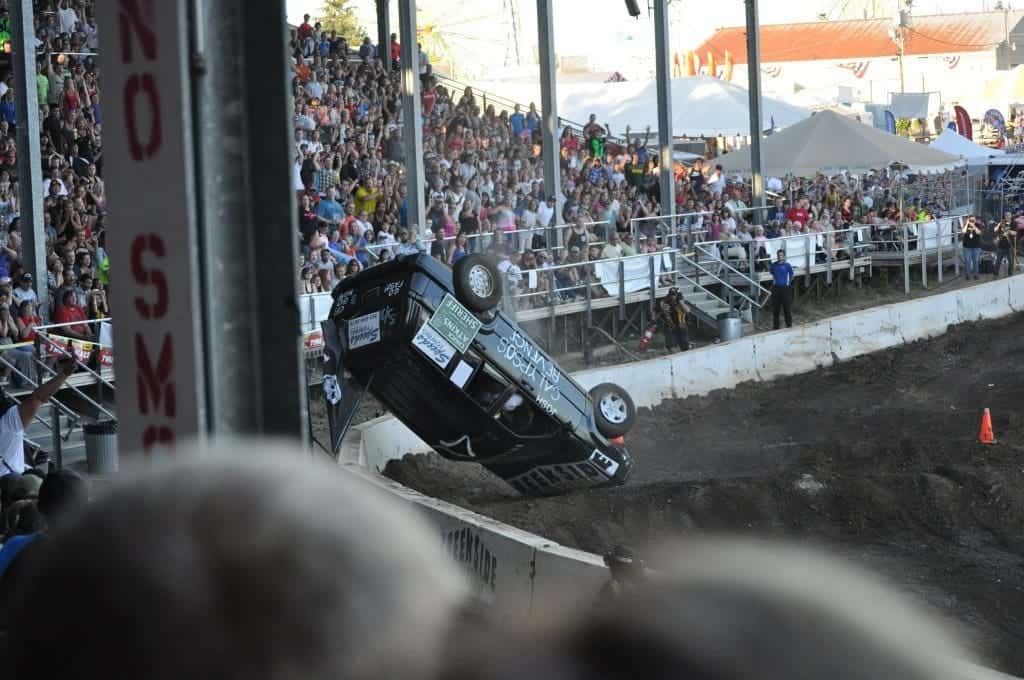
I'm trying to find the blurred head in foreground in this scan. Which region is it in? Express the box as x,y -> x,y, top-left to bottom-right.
8,438 -> 468,680
440,538 -> 975,680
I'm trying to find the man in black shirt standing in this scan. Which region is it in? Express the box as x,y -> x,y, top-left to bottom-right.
962,216 -> 982,280
689,159 -> 705,195
994,219 -> 1015,279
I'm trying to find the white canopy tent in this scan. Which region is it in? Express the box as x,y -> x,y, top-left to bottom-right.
716,111 -> 964,177
929,128 -> 1004,165
557,75 -> 811,138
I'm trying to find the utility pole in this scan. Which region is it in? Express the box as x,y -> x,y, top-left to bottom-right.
745,0 -> 766,223
377,0 -> 391,71
896,31 -> 906,93
653,0 -> 675,230
536,0 -> 562,243
892,3 -> 912,94
398,0 -> 426,232
10,0 -> 46,315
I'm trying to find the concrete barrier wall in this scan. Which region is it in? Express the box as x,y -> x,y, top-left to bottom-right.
343,464 -> 610,623
349,276 -> 1024,470
575,275 -> 1024,407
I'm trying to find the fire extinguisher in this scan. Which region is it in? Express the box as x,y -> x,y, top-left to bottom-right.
638,322 -> 658,351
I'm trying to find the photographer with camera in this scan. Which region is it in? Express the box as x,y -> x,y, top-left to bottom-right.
658,287 -> 691,354
994,218 -> 1015,279
962,216 -> 982,280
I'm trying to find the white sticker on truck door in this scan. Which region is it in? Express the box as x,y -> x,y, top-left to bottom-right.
348,311 -> 381,349
412,323 -> 456,369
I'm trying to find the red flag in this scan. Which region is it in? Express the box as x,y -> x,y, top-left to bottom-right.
954,105 -> 973,140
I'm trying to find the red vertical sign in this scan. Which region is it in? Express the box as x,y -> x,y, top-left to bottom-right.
954,105 -> 973,141
97,0 -> 205,456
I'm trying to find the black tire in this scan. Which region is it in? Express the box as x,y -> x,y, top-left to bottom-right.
453,254 -> 503,313
590,382 -> 636,439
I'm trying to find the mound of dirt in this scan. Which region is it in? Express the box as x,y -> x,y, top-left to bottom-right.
388,315 -> 1024,674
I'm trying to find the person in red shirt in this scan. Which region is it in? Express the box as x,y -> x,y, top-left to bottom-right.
15,301 -> 41,344
298,14 -> 313,40
339,203 -> 357,240
786,198 -> 810,226
421,84 -> 437,116
390,33 -> 400,64
54,290 -> 91,340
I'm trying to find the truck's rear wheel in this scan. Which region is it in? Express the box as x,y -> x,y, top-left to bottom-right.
453,254 -> 503,313
590,383 -> 636,439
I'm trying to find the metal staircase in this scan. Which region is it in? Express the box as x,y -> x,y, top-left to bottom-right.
0,319 -> 116,471
673,247 -> 771,334
0,349 -> 115,470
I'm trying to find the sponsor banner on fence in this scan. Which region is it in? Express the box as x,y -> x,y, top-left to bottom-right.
765,234 -> 817,274
43,334 -> 113,368
593,255 -> 670,296
304,330 -> 324,351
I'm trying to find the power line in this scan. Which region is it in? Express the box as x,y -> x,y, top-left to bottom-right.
904,24 -> 1007,48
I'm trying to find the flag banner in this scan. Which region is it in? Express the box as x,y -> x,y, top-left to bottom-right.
954,105 -> 973,140
321,320 -> 367,457
984,109 -> 1006,133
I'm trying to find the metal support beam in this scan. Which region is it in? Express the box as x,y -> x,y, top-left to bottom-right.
536,0 -> 561,245
653,0 -> 675,234
191,0 -> 306,438
399,0 -> 426,233
745,0 -> 766,224
11,0 -> 47,315
377,0 -> 391,71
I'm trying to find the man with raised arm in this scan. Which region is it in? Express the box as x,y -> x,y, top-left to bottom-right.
0,355 -> 76,480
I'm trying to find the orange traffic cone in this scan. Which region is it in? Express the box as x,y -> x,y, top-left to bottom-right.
978,408 -> 997,445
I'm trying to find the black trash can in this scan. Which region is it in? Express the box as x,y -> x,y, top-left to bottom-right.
84,421 -> 118,475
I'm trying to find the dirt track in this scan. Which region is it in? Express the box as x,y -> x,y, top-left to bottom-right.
387,314 -> 1024,674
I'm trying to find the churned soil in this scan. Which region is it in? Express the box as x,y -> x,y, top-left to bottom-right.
386,313 -> 1024,674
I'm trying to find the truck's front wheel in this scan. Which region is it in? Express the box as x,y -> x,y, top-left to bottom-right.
453,254 -> 504,313
590,383 -> 636,439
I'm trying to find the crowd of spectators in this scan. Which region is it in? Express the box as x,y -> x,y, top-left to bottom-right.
290,20 -> 972,308
0,7 -> 976,349
0,0 -> 106,367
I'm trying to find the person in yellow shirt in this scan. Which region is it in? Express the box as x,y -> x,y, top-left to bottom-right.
823,185 -> 841,211
353,177 -> 382,215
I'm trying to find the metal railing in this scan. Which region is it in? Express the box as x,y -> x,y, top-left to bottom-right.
0,344 -> 82,440
297,218 -> 969,341
691,240 -> 772,306
697,226 -> 865,282
854,216 -> 963,293
355,220 -> 614,260
630,211 -> 710,251
678,250 -> 768,312
33,320 -> 115,419
0,317 -> 117,466
500,248 -> 684,322
34,318 -> 115,395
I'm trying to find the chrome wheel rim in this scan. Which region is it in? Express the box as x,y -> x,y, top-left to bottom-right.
599,393 -> 628,424
468,264 -> 494,298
